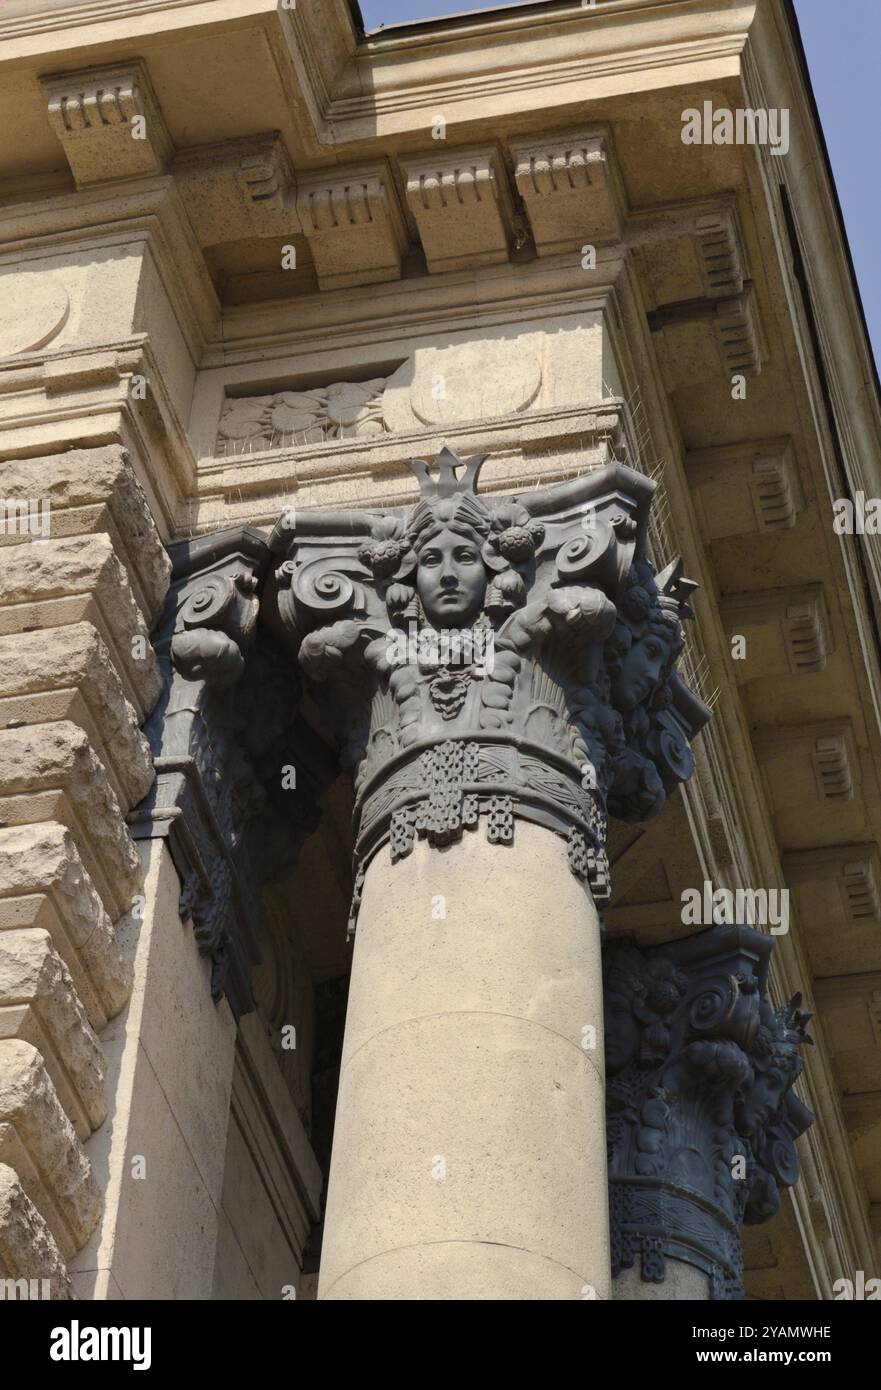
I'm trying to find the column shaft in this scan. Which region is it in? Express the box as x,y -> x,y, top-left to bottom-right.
318,822 -> 609,1300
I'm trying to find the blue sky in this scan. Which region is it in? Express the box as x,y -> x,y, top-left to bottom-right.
358,0 -> 879,374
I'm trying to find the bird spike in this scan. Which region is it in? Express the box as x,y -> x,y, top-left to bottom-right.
407,446 -> 487,500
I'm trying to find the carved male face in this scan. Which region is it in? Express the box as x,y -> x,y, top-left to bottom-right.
416,526 -> 486,629
613,629 -> 670,711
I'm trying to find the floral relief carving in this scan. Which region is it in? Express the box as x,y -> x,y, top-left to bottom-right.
217,378 -> 389,455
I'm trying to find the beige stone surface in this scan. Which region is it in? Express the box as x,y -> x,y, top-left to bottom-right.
326,1242 -> 603,1301
511,128 -> 623,255
0,535 -> 161,720
213,1114 -> 304,1301
76,1041 -> 220,1301
71,841 -> 236,1299
0,929 -> 105,1140
0,271 -> 69,355
43,63 -> 173,187
236,1012 -> 322,1221
401,144 -> 515,273
210,1210 -> 262,1301
296,160 -> 407,290
210,1013 -> 322,1300
319,824 -> 610,1301
0,1162 -> 72,1298
0,623 -> 154,811
0,722 -> 142,921
0,446 -> 171,624
134,866 -> 238,1210
0,823 -> 131,1030
0,1038 -> 99,1260
614,1261 -> 710,1300
379,316 -> 610,436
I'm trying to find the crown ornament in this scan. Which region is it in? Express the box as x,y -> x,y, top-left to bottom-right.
407,446 -> 487,499
655,556 -> 699,623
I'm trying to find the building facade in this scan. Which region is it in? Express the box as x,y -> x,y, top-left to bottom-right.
0,0 -> 878,1301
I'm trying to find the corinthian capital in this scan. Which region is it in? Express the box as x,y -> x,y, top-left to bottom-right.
265,447 -> 710,922
605,924 -> 814,1299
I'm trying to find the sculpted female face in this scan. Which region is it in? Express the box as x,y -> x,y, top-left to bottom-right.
613,630 -> 669,711
416,527 -> 486,628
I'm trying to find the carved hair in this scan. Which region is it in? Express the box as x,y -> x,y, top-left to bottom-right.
750,995 -> 813,1081
406,492 -> 493,552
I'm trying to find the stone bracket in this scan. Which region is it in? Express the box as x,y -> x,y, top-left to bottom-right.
510,127 -> 624,255
400,144 -> 515,274
753,719 -> 856,807
721,583 -> 832,677
43,62 -> 174,186
648,286 -> 763,385
296,159 -> 407,290
174,133 -> 297,246
783,843 -> 881,922
686,438 -> 802,539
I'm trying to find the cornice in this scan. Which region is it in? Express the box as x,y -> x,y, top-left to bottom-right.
742,7 -> 881,767
0,176 -> 219,360
0,0 -> 285,59
0,1 -> 752,158
205,247 -> 625,364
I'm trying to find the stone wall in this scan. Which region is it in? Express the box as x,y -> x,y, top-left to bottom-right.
0,444 -> 169,1294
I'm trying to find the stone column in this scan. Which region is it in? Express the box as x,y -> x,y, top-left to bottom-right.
265,446 -> 710,1301
319,825 -> 606,1300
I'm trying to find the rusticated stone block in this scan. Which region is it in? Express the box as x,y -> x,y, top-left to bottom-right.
0,722 -> 142,921
0,1162 -> 72,1298
0,535 -> 161,720
0,930 -> 106,1140
0,824 -> 131,1032
0,623 -> 153,811
0,446 -> 170,625
0,1040 -> 100,1260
